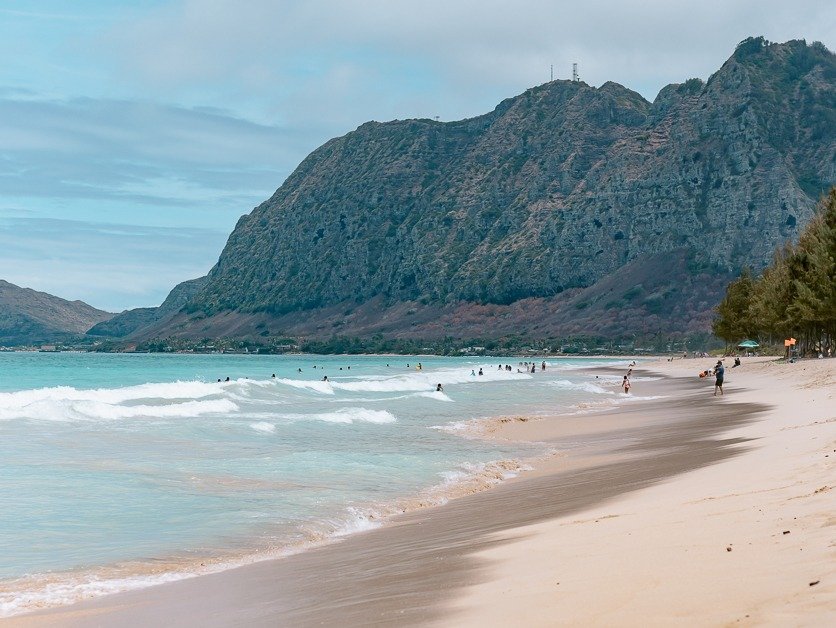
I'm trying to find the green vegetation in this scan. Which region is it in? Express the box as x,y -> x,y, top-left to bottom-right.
713,188 -> 836,355
78,331 -> 717,357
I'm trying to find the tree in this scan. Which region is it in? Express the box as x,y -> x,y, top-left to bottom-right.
748,246 -> 793,340
712,268 -> 756,346
787,189 -> 836,353
716,188 -> 835,355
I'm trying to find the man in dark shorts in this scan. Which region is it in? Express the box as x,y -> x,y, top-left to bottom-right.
714,360 -> 724,396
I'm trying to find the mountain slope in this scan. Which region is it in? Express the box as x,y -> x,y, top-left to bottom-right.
87,276 -> 208,339
159,38 -> 835,341
0,280 -> 113,346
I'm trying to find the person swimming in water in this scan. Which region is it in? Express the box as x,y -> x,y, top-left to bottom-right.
436,383 -> 443,392
322,375 -> 328,382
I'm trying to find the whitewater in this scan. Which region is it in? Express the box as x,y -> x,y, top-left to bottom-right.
0,352 -> 636,616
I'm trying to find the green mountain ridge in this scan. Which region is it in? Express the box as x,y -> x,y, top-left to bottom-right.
108,38 -> 836,344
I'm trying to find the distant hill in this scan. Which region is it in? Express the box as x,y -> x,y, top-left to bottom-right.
0,280 -> 113,346
87,276 -> 207,339
148,38 -> 836,343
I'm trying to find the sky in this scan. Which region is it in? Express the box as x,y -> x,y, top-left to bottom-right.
1,1 -> 834,312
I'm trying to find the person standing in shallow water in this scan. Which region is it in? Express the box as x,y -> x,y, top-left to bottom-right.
714,361 -> 724,396
622,375 -> 631,394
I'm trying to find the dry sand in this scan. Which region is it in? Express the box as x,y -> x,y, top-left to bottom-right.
6,356 -> 834,627
449,356 -> 836,627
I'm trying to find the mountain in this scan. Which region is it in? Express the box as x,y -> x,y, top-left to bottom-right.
153,38 -> 835,343
87,276 -> 208,338
0,280 -> 114,346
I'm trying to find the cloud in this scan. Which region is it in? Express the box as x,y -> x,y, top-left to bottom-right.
0,217 -> 228,311
0,83 -> 341,312
102,0 -> 836,113
0,96 -> 317,215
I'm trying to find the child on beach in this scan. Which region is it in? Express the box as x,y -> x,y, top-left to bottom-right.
622,375 -> 631,394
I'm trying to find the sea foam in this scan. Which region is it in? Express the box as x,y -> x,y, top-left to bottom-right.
276,408 -> 397,424
548,379 -> 613,394
0,395 -> 238,422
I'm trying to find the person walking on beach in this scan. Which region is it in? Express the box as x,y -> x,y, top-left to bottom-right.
622,375 -> 631,394
714,361 -> 724,396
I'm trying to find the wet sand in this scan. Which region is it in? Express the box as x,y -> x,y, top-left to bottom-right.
7,365 -> 781,627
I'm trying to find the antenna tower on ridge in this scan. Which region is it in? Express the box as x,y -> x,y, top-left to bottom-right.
550,64 -> 553,82
572,63 -> 579,82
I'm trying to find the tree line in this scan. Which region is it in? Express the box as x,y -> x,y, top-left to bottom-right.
713,188 -> 835,356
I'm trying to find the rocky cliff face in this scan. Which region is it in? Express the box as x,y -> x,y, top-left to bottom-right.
0,280 -> 113,345
161,38 -> 835,341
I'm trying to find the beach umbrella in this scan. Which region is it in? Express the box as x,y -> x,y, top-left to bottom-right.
737,339 -> 759,348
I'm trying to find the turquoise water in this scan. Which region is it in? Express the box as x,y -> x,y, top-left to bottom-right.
0,352 -> 630,615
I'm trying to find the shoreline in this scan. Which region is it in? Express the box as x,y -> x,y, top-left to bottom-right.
0,359 -> 629,619
8,358 -> 820,626
0,454 -> 537,620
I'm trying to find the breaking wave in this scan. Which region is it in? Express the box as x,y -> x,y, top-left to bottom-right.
548,379 -> 614,394
276,408 -> 397,424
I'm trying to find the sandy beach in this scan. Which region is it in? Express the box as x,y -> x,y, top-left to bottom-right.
450,357 -> 835,626
6,356 -> 834,627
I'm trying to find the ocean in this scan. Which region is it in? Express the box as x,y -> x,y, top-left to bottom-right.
0,352 -> 635,616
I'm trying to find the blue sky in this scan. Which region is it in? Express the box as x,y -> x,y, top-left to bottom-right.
1,0 -> 834,311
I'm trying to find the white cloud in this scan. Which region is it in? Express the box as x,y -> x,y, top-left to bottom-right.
0,217 -> 227,310
0,96 -> 316,221
102,0 -> 836,110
